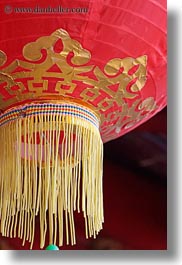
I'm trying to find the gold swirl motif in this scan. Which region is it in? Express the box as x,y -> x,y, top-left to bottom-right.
0,28 -> 156,141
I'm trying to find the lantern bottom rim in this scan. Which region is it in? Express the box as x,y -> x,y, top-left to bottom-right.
0,99 -> 100,129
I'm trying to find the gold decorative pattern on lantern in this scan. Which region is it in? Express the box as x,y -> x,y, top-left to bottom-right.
0,28 -> 157,141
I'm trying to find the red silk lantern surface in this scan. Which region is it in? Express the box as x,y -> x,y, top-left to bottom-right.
0,0 -> 167,142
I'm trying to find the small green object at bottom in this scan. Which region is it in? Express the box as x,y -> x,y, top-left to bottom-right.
45,244 -> 59,250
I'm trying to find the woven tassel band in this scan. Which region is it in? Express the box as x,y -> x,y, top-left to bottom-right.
0,101 -> 103,249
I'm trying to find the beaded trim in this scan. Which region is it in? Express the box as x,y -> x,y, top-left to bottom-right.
0,103 -> 99,129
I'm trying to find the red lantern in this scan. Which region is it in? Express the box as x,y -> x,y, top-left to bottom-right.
0,0 -> 167,249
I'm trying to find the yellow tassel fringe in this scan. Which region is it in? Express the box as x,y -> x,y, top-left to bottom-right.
0,109 -> 103,249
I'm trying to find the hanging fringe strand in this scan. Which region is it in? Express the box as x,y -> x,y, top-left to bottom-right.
0,102 -> 103,249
